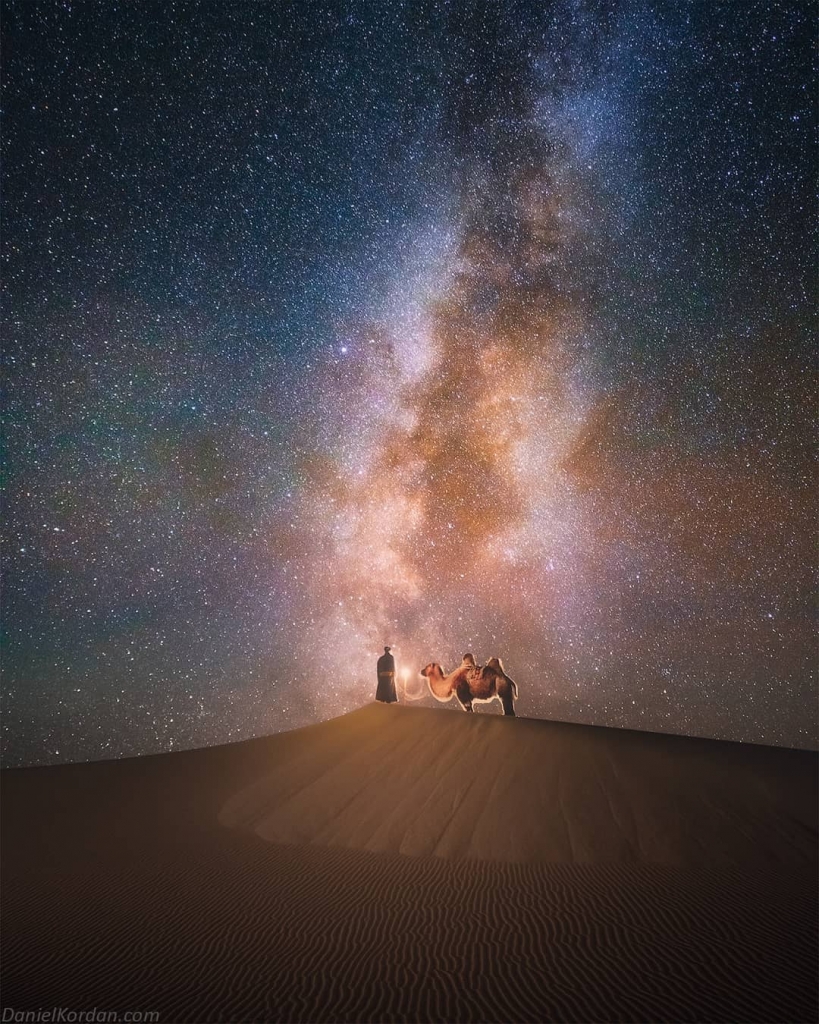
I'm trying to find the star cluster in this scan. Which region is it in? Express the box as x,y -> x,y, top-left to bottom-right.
2,0 -> 816,765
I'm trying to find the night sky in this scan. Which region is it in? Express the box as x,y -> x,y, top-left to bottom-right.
3,0 -> 816,766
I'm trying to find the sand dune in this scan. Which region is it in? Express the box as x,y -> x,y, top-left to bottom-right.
221,703 -> 817,867
2,704 -> 817,1022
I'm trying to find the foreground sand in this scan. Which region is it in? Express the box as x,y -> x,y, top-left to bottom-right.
2,703 -> 817,1022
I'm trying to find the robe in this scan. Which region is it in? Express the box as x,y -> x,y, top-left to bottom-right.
375,652 -> 398,703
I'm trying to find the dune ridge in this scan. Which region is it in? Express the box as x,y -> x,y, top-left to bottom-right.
2,703 -> 817,1023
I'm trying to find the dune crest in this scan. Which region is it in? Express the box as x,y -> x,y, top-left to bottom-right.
221,703 -> 817,868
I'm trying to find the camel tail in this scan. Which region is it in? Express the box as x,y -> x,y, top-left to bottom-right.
509,676 -> 518,698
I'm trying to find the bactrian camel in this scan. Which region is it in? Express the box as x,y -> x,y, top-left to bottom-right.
420,653 -> 518,715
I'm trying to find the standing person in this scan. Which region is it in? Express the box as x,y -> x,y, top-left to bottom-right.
375,646 -> 398,703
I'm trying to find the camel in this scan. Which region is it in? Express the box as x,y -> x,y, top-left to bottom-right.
420,653 -> 518,716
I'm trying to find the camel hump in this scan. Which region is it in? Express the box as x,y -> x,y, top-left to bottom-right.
486,657 -> 518,696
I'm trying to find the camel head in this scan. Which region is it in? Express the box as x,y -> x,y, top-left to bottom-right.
462,652 -> 476,666
420,662 -> 444,680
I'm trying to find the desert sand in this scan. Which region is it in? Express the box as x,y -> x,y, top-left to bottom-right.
2,703 -> 817,1023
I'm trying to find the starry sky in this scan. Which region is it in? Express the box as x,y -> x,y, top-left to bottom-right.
2,0 -> 816,766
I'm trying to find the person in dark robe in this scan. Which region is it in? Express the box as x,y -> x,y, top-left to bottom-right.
375,646 -> 398,703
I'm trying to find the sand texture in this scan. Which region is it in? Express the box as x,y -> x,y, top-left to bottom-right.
2,703 -> 817,1022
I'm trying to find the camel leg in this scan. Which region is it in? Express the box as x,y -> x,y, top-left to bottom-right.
455,681 -> 474,713
499,683 -> 516,716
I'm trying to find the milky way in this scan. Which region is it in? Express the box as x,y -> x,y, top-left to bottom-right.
3,1 -> 816,765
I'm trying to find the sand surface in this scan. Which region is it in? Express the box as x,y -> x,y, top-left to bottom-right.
2,703 -> 817,1022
